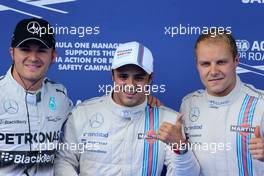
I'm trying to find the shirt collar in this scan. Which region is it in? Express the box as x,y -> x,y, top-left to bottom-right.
106,91 -> 147,119
4,66 -> 45,104
206,75 -> 242,108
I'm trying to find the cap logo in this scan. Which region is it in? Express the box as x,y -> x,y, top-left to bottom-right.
116,48 -> 132,59
27,21 -> 41,34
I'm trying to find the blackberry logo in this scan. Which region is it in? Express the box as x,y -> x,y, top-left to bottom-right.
0,151 -> 55,165
1,152 -> 13,162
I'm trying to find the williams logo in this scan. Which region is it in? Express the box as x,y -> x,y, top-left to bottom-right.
230,123 -> 255,136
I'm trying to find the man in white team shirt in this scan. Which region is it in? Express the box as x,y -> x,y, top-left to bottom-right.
0,18 -> 72,176
180,30 -> 264,175
55,41 -> 200,175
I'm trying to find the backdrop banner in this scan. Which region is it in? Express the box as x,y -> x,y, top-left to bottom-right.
0,0 -> 263,110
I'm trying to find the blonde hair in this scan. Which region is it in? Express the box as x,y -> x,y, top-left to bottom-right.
194,29 -> 238,59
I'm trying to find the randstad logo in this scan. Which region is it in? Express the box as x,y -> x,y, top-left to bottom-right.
242,0 -> 264,3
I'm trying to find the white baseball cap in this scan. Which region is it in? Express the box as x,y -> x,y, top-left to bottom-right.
111,41 -> 153,74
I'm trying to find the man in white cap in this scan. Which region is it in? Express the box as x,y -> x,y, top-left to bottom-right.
55,41 -> 200,175
0,18 -> 72,176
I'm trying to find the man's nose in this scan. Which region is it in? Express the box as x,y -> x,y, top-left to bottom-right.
126,77 -> 136,86
28,51 -> 39,61
210,64 -> 219,76
123,77 -> 137,92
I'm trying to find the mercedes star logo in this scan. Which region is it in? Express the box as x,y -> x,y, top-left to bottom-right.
89,113 -> 104,128
3,99 -> 19,114
27,21 -> 41,34
189,107 -> 200,122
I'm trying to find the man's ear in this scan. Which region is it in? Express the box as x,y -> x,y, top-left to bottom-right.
111,70 -> 115,81
51,50 -> 58,63
235,54 -> 240,66
9,47 -> 14,62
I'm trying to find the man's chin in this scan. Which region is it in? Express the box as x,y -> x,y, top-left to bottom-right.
123,99 -> 136,107
25,76 -> 43,83
208,88 -> 226,96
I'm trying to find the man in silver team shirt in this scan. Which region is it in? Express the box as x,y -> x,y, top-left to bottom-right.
0,18 -> 72,176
